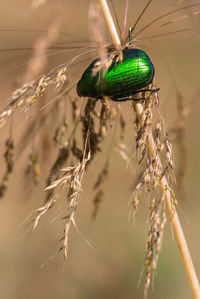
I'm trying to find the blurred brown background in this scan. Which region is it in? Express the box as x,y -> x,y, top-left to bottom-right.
0,1 -> 200,298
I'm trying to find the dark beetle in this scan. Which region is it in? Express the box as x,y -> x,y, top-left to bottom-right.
77,48 -> 158,102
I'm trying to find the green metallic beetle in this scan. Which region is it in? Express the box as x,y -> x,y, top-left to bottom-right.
77,46 -> 159,102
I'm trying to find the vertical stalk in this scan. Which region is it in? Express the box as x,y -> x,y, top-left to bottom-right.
98,0 -> 200,298
121,0 -> 129,41
98,0 -> 121,47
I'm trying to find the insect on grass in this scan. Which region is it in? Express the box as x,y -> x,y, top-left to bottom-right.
0,1 -> 200,298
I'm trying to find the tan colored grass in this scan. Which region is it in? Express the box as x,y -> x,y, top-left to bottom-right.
99,0 -> 200,297
0,1 -> 200,298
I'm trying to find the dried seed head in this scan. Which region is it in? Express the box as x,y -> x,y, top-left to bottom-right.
131,88 -> 176,293
0,136 -> 14,198
115,143 -> 129,163
92,162 -> 109,218
110,107 -> 117,120
92,189 -> 104,219
26,152 -> 40,184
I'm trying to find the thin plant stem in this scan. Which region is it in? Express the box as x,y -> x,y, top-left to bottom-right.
98,0 -> 200,298
121,0 -> 129,42
99,0 -> 121,47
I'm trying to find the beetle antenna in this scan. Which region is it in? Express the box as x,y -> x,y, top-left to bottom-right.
134,3 -> 200,39
127,0 -> 152,43
128,26 -> 133,46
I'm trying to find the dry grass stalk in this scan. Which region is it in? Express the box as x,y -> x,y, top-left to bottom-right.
131,92 -> 174,293
135,101 -> 200,298
24,14 -> 60,82
0,65 -> 69,128
121,0 -> 129,41
99,0 -> 200,298
0,14 -> 90,130
82,98 -> 100,160
44,95 -> 112,208
45,141 -> 70,203
33,148 -> 91,260
81,97 -> 111,163
31,86 -> 114,257
89,0 -> 106,69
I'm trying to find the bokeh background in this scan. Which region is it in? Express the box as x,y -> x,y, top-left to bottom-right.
0,1 -> 200,298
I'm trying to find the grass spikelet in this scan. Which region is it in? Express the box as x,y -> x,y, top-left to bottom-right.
170,90 -> 187,197
115,143 -> 129,163
0,12 -> 61,128
130,90 -> 176,294
118,106 -> 126,139
70,97 -> 80,123
0,64 -> 69,129
34,150 -> 91,260
82,98 -> 100,161
72,138 -> 83,161
45,142 -> 70,203
164,133 -> 175,177
25,152 -> 40,184
144,195 -> 166,294
0,136 -> 14,198
135,92 -> 153,164
92,161 -> 109,219
99,97 -> 111,137
53,118 -> 68,146
92,190 -> 104,219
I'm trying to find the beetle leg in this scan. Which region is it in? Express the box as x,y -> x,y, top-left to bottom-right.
110,88 -> 159,102
111,96 -> 145,102
134,87 -> 160,93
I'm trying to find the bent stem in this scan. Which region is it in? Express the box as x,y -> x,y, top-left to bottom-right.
98,0 -> 200,298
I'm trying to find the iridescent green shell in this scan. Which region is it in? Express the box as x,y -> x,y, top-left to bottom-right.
77,48 -> 155,101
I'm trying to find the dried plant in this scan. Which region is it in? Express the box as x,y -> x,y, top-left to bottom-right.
129,90 -> 176,293
0,1 -> 200,298
98,1 -> 200,298
0,135 -> 14,197
34,149 -> 91,260
25,151 -> 40,184
92,161 -> 109,219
